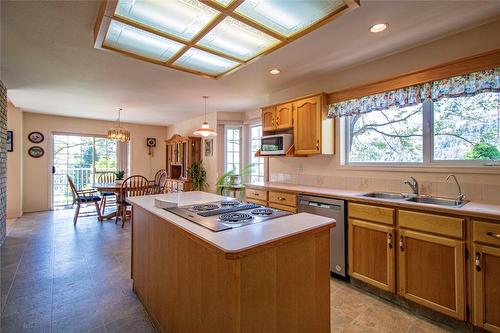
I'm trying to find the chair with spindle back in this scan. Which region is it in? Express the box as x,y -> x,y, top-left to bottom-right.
149,169 -> 167,194
67,175 -> 102,225
97,172 -> 117,214
116,175 -> 150,227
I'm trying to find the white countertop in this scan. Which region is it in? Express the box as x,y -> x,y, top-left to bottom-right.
127,191 -> 335,254
246,182 -> 500,220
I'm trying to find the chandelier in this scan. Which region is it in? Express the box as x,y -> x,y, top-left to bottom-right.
107,108 -> 130,142
193,96 -> 217,137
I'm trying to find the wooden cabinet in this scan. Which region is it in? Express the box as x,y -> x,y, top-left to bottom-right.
165,134 -> 201,192
348,219 -> 395,292
472,220 -> 500,332
262,106 -> 276,131
397,229 -> 466,320
268,191 -> 297,213
275,103 -> 293,130
293,95 -> 322,155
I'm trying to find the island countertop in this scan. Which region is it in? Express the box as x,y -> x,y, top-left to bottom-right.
127,191 -> 335,256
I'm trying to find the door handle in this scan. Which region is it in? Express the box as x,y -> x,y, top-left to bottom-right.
475,252 -> 481,272
52,166 -> 56,174
487,232 -> 500,240
399,236 -> 404,251
387,233 -> 392,249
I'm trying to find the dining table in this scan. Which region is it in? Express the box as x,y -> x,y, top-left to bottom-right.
95,182 -> 124,221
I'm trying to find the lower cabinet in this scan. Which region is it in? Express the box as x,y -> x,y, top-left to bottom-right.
348,219 -> 395,292
397,229 -> 466,320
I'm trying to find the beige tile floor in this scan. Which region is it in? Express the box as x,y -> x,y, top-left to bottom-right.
1,209 -> 454,332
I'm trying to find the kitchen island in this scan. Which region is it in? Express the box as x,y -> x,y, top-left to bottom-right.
127,191 -> 335,333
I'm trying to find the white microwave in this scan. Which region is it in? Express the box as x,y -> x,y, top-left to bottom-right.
260,134 -> 293,155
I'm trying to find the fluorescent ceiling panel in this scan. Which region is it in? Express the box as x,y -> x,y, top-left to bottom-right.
235,0 -> 346,37
173,48 -> 239,76
214,0 -> 235,7
103,20 -> 184,62
197,17 -> 280,61
114,0 -> 219,41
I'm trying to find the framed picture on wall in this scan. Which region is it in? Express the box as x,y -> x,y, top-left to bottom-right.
204,138 -> 213,157
7,131 -> 13,152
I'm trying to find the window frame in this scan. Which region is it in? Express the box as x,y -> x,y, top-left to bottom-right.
224,125 -> 242,173
249,123 -> 265,183
342,94 -> 500,168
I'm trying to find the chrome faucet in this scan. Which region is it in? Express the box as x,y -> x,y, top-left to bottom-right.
404,177 -> 419,195
446,174 -> 465,203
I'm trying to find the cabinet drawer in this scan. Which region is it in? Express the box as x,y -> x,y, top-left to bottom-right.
268,191 -> 297,207
246,198 -> 267,206
398,210 -> 464,239
246,188 -> 267,201
269,202 -> 297,213
348,203 -> 394,225
473,220 -> 500,246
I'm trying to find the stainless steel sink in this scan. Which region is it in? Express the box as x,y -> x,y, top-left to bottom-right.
406,196 -> 468,207
360,192 -> 408,200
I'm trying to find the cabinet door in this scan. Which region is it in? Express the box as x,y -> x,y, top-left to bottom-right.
398,229 -> 466,320
473,244 -> 500,332
275,103 -> 293,130
293,96 -> 322,155
262,107 -> 275,131
348,219 -> 395,292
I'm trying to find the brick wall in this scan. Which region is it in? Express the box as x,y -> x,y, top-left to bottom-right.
0,80 -> 6,245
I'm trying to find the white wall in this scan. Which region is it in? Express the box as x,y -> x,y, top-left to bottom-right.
7,101 -> 23,218
22,112 -> 168,212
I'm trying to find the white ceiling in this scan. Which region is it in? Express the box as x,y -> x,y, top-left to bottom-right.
2,1 -> 500,126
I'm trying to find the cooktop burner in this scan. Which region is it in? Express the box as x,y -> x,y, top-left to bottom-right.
218,212 -> 253,223
251,208 -> 274,216
190,204 -> 219,212
220,200 -> 240,206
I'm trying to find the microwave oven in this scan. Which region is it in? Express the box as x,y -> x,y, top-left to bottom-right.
260,134 -> 293,155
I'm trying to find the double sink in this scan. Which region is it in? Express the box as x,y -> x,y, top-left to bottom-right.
360,192 -> 468,208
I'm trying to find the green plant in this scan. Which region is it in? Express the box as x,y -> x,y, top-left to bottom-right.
215,164 -> 254,195
188,161 -> 208,191
115,170 -> 125,180
465,142 -> 500,160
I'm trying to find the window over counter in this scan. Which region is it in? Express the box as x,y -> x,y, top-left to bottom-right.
249,124 -> 264,182
224,126 -> 242,172
333,67 -> 500,166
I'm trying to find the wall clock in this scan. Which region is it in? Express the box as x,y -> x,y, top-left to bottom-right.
28,131 -> 44,143
28,146 -> 44,158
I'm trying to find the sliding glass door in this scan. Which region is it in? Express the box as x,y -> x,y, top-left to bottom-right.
52,134 -> 117,208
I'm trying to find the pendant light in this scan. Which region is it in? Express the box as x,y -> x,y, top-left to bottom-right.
193,96 -> 217,137
107,108 -> 131,142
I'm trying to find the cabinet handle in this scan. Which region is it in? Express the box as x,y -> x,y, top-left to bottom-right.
387,233 -> 392,249
316,139 -> 320,150
254,193 -> 259,196
276,117 -> 280,125
487,232 -> 500,239
271,118 -> 274,126
399,236 -> 404,251
475,252 -> 481,272
278,197 -> 286,201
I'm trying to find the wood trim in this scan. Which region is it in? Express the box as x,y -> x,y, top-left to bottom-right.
94,0 -> 358,79
328,48 -> 500,104
398,229 -> 466,320
398,210 -> 464,239
472,243 -> 500,332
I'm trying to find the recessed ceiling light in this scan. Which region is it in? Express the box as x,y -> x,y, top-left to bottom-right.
370,23 -> 388,33
269,69 -> 281,75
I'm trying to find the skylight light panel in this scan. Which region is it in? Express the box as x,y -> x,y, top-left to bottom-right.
114,0 -> 220,41
234,0 -> 346,37
214,0 -> 235,7
103,20 -> 184,62
197,16 -> 279,61
173,48 -> 239,76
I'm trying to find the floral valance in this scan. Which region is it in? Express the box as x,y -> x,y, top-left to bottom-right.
327,67 -> 500,118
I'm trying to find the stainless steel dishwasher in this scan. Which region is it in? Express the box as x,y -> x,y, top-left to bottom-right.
297,195 -> 346,277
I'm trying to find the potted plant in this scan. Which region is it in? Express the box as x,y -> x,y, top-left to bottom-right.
215,164 -> 254,196
188,161 -> 208,191
115,170 -> 125,184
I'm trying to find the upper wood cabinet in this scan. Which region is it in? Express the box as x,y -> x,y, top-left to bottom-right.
397,227 -> 466,320
275,103 -> 293,130
262,106 -> 276,131
293,96 -> 322,155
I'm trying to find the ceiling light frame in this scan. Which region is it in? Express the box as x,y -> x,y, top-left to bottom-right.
94,0 -> 359,79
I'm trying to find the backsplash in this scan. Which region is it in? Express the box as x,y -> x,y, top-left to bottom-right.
269,172 -> 500,204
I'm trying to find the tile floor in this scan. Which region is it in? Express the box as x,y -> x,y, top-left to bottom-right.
1,209 -> 454,333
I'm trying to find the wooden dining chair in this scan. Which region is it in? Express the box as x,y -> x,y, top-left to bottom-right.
97,172 -> 117,214
149,169 -> 167,194
116,175 -> 150,227
67,175 -> 102,225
